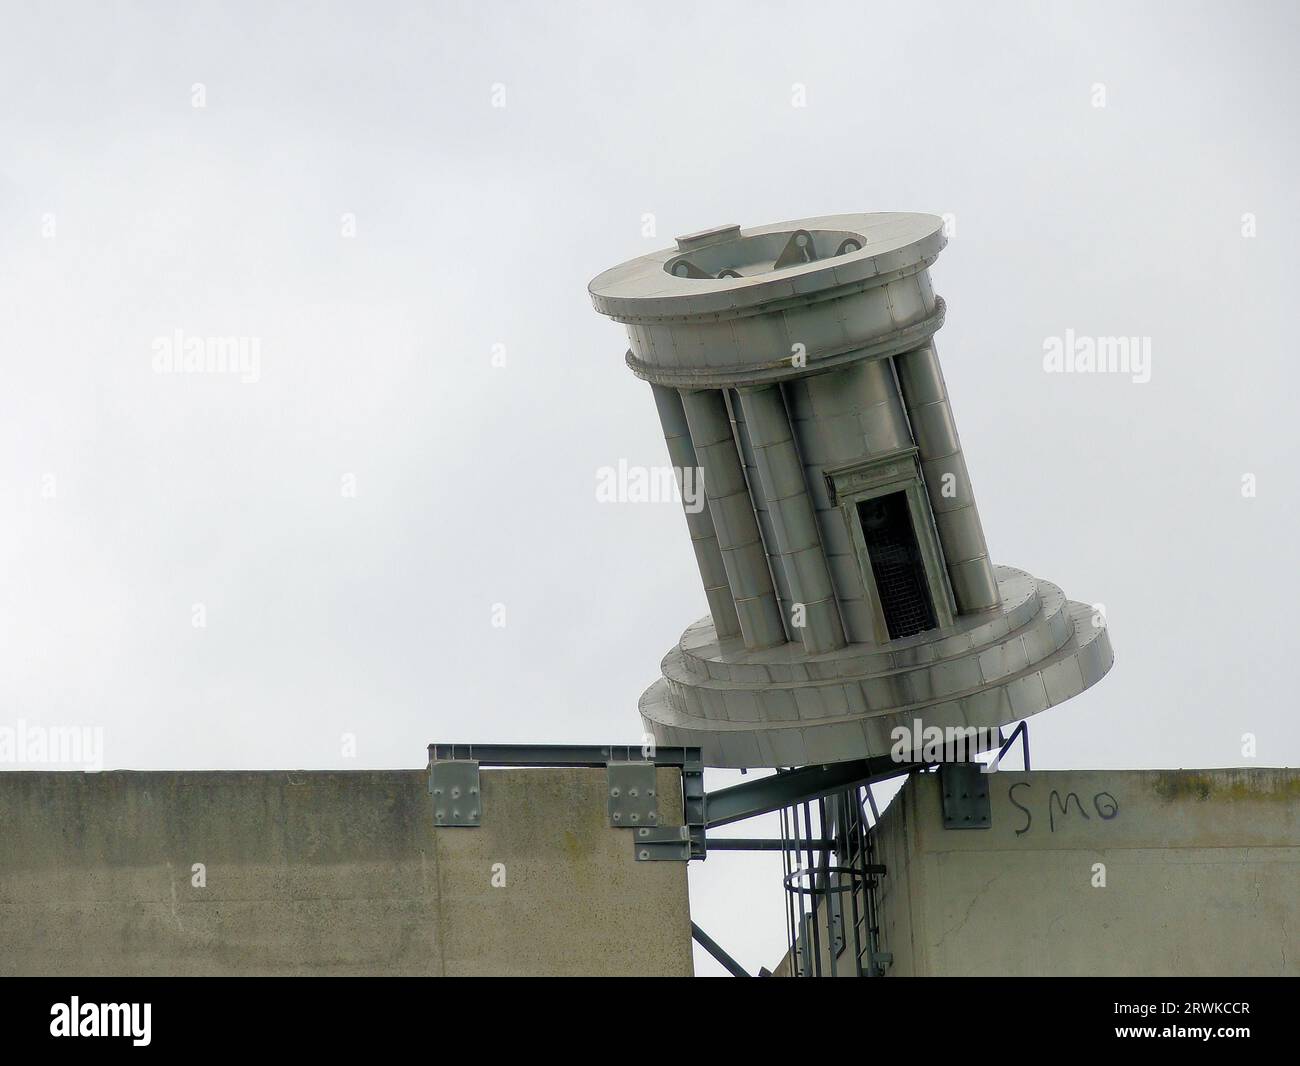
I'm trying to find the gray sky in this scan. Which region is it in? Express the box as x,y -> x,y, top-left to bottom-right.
2,0 -> 1297,974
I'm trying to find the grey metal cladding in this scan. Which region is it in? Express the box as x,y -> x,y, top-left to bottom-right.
590,213 -> 1114,767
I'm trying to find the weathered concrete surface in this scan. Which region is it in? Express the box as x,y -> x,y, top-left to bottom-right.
0,768 -> 692,976
874,768 -> 1300,976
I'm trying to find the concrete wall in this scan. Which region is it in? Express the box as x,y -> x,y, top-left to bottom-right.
0,768 -> 692,976
874,767 -> 1300,976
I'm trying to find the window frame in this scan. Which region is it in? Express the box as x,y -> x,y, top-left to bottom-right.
823,446 -> 956,643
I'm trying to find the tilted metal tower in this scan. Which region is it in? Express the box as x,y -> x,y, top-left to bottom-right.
589,213 -> 1113,768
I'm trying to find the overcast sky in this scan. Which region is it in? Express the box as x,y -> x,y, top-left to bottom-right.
2,0 -> 1297,974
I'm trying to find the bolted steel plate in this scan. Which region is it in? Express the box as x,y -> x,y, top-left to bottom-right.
607,762 -> 659,829
429,760 -> 482,827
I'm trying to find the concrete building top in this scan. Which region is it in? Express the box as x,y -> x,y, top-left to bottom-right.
870,768 -> 1300,976
0,769 -> 693,976
775,767 -> 1300,977
588,212 -> 946,322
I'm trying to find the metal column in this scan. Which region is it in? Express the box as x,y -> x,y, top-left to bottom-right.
680,388 -> 788,650
650,384 -> 742,640
737,385 -> 846,654
894,342 -> 1001,613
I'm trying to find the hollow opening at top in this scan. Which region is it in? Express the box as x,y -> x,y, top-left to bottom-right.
664,228 -> 864,280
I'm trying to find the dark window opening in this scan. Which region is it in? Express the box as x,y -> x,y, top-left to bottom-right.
857,492 -> 937,639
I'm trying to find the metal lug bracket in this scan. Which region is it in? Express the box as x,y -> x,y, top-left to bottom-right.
939,762 -> 990,829
633,825 -> 691,862
866,951 -> 894,976
429,759 -> 482,827
773,228 -> 818,270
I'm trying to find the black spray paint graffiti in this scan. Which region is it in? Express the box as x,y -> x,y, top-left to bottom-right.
1008,782 -> 1119,836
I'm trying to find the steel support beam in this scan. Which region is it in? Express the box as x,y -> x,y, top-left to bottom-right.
429,742 -> 706,859
428,743 -> 700,768
704,757 -> 923,828
708,837 -> 837,852
691,922 -> 751,978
